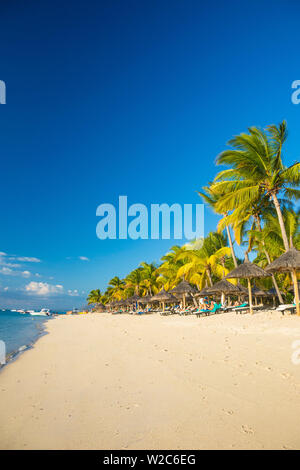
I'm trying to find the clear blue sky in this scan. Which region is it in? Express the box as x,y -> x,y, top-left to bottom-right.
0,0 -> 300,309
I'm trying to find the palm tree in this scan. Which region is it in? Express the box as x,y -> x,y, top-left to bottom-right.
176,232 -> 231,288
108,276 -> 125,300
125,268 -> 144,295
87,289 -> 102,304
212,121 -> 300,251
156,245 -> 187,290
199,185 -> 238,267
217,195 -> 284,303
139,262 -> 159,295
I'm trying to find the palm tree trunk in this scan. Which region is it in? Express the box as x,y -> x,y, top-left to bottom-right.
225,223 -> 238,268
292,269 -> 300,316
248,278 -> 253,314
255,215 -> 284,304
206,268 -> 213,286
271,192 -> 290,251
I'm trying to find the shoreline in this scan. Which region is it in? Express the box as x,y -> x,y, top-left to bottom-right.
0,315 -> 52,372
1,312 -> 300,449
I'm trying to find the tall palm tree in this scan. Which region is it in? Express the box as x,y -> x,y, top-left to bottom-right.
156,245 -> 187,290
212,121 -> 300,251
199,185 -> 238,267
139,262 -> 159,295
217,195 -> 284,302
87,289 -> 102,304
107,276 -> 125,300
176,232 -> 231,288
125,268 -> 144,295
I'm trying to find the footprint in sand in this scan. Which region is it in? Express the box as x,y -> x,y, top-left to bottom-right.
241,424 -> 254,435
223,409 -> 234,415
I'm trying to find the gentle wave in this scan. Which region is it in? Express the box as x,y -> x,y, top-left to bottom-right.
0,310 -> 52,366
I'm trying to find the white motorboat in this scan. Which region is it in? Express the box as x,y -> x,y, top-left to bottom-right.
28,308 -> 51,316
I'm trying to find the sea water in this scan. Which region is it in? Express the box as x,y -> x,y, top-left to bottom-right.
0,310 -> 51,363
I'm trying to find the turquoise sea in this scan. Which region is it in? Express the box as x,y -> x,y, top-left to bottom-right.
0,310 -> 64,364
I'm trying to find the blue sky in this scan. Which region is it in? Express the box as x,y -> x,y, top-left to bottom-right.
0,0 -> 300,309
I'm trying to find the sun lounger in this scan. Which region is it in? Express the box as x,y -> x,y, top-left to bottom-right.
234,306 -> 250,314
276,304 -> 296,315
196,304 -> 222,317
234,304 -> 265,314
160,307 -> 177,315
223,302 -> 248,313
180,306 -> 198,315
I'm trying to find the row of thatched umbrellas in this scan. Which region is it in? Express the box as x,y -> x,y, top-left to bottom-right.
106,280 -> 197,313
223,247 -> 300,315
105,248 -> 300,315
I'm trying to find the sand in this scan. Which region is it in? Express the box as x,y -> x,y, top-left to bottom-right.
1,311 -> 300,450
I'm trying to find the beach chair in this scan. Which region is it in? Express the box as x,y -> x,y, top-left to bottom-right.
196,303 -> 222,317
224,302 -> 248,313
276,304 -> 296,315
234,306 -> 250,314
181,306 -> 196,315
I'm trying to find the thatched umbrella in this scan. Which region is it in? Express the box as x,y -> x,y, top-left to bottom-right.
106,300 -> 115,311
95,302 -> 106,312
126,294 -> 140,305
251,284 -> 269,305
152,288 -> 177,312
236,284 -> 249,296
207,279 -> 241,305
267,287 -> 284,308
195,286 -> 213,297
265,248 -> 300,316
137,294 -> 154,309
138,295 -> 152,303
226,262 -> 270,314
170,280 -> 197,309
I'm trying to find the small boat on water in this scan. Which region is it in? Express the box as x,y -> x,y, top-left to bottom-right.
27,309 -> 51,316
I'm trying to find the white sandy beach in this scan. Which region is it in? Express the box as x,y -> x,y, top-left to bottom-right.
1,311 -> 300,450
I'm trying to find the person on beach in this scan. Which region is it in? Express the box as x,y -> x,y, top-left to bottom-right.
207,300 -> 216,311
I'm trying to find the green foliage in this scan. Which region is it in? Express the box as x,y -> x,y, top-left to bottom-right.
87,120 -> 299,302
